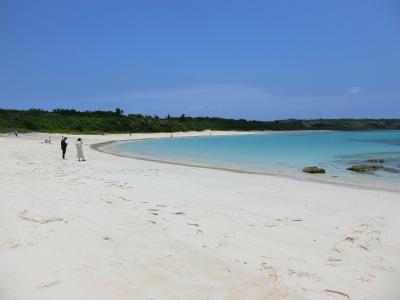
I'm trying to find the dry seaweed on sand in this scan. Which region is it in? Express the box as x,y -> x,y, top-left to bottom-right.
325,289 -> 350,299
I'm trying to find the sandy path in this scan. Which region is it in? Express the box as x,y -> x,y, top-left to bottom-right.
0,133 -> 399,300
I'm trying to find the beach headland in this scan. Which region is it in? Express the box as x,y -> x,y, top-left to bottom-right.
1,132 -> 399,299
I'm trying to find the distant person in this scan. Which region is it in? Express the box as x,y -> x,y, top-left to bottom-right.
75,138 -> 86,162
14,131 -> 18,137
61,137 -> 68,159
129,132 -> 132,137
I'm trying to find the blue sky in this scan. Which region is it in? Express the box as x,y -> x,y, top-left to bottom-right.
0,0 -> 399,120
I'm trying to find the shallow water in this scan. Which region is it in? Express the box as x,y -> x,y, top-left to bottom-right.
106,131 -> 400,190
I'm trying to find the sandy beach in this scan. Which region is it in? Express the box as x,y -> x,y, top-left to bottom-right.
1,132 -> 399,300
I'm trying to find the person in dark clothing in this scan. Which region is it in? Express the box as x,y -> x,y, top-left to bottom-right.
61,137 -> 68,159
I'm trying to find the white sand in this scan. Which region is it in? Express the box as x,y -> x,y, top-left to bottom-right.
0,132 -> 399,300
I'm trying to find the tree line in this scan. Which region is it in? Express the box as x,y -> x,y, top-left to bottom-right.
1,108 -> 399,133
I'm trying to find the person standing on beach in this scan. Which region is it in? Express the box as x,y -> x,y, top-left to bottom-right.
75,138 -> 86,161
61,137 -> 68,159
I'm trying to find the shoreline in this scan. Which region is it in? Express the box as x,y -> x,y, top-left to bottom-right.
93,134 -> 400,194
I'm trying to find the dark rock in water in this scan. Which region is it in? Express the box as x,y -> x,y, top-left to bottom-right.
347,164 -> 400,173
303,166 -> 326,174
381,166 -> 400,173
347,165 -> 380,172
366,159 -> 384,163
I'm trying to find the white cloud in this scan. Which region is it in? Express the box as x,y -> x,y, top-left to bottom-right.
348,86 -> 362,95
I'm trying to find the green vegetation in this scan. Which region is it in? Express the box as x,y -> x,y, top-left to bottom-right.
1,108 -> 400,134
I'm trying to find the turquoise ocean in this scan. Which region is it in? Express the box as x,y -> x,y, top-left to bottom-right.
106,131 -> 400,190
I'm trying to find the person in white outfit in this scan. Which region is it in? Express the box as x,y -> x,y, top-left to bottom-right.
75,138 -> 86,161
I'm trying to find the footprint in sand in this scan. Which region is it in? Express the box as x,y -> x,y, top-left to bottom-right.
0,240 -> 36,249
288,269 -> 323,281
259,262 -> 278,282
19,210 -> 65,224
38,280 -> 61,289
330,221 -> 382,258
327,220 -> 386,281
227,262 -> 288,299
118,196 -> 131,202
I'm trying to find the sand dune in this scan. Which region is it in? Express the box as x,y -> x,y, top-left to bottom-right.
0,132 -> 399,300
